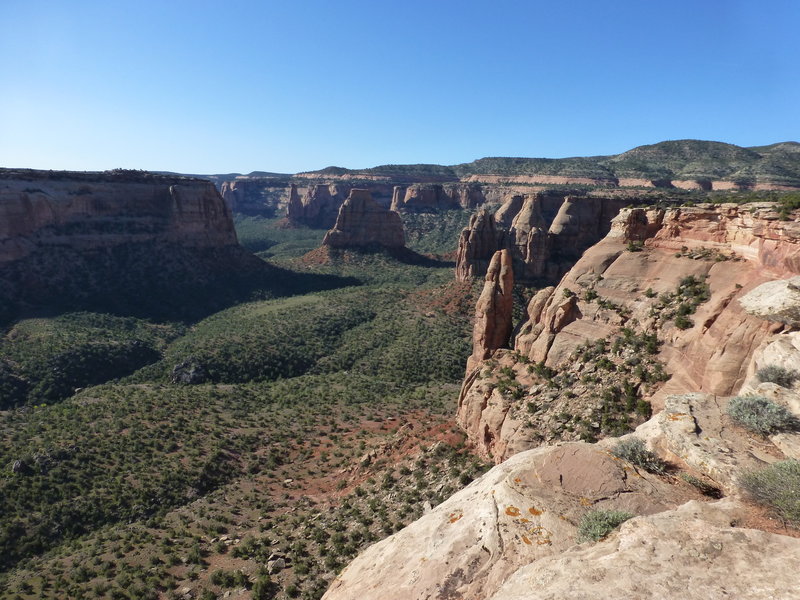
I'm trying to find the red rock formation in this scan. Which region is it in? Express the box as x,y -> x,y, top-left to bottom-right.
454,209 -> 505,280
219,178 -> 289,215
0,168 -> 269,320
0,171 -> 238,265
287,183 -> 350,229
466,249 -> 514,372
322,189 -> 405,249
459,202 -> 800,461
390,184 -> 485,212
454,193 -> 629,283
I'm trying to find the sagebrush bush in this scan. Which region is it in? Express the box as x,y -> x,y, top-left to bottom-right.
756,365 -> 800,388
577,509 -> 634,542
611,437 -> 666,474
726,395 -> 796,435
740,459 -> 800,525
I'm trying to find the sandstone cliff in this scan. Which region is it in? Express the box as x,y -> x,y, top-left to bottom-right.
0,170 -> 238,264
390,183 -> 486,212
323,202 -> 800,600
466,250 -> 514,372
455,192 -> 630,282
0,169 -> 278,321
322,189 -> 405,249
287,183 -> 352,229
459,203 -> 800,463
219,177 -> 289,215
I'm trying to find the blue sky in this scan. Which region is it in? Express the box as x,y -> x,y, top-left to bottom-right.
1,0 -> 797,173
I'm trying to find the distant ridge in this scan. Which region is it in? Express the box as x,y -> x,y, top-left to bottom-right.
293,140 -> 800,189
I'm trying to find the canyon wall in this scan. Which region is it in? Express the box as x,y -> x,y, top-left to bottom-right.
286,183 -> 395,228
459,203 -> 800,462
0,170 -> 238,265
0,169 -> 268,321
455,192 -> 630,282
219,178 -> 290,215
323,202 -> 800,600
390,183 -> 486,212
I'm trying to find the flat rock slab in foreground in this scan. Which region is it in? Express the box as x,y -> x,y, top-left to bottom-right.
323,442 -> 697,600
489,500 -> 800,600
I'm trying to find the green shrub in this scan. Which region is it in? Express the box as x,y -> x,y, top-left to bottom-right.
679,473 -> 722,498
740,460 -> 800,525
577,509 -> 634,542
756,365 -> 800,388
611,438 -> 666,474
626,241 -> 644,252
726,395 -> 796,435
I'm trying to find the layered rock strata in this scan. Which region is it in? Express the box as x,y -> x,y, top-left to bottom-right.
0,169 -> 265,320
390,183 -> 485,212
0,170 -> 238,265
325,203 -> 800,600
455,192 -> 630,282
460,203 -> 800,462
287,183 -> 352,229
322,190 -> 405,249
466,250 -> 514,372
219,178 -> 290,215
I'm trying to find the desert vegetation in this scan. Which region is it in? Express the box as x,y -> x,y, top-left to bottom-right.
0,219 -> 481,599
576,509 -> 634,542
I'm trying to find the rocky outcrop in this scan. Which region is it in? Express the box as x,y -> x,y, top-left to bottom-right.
454,209 -> 503,280
460,203 -> 800,462
0,169 -> 276,321
454,192 -> 630,283
322,189 -> 405,249
517,203 -> 800,376
466,250 -> 514,372
739,276 -> 800,325
219,178 -> 289,215
328,248 -> 800,599
487,499 -> 800,600
390,184 -> 485,212
0,170 -> 238,265
287,183 -> 351,229
323,437 -> 800,600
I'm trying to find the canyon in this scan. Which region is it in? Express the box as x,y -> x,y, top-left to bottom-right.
323,201 -> 800,600
3,140 -> 800,600
0,169 -> 284,322
215,140 -> 800,231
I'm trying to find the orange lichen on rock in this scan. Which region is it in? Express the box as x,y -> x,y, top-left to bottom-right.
528,507 -> 543,516
448,511 -> 463,523
505,506 -> 521,517
521,535 -> 532,545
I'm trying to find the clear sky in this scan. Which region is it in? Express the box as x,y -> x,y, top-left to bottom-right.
1,0 -> 798,174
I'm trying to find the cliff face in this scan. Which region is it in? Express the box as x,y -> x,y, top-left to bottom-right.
466,250 -> 514,373
322,189 -> 405,249
219,178 -> 289,215
459,203 -> 800,462
0,171 -> 237,265
287,183 -> 351,229
286,183 -> 396,228
0,169 -> 269,321
390,183 -> 486,212
324,203 -> 800,600
455,192 -> 630,282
